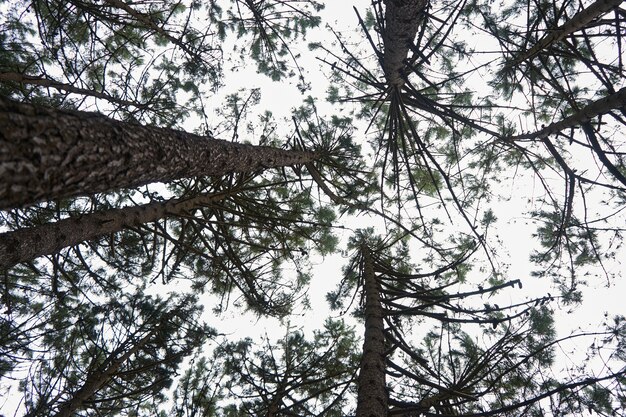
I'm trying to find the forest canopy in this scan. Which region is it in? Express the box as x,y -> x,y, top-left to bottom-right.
1,0 -> 625,416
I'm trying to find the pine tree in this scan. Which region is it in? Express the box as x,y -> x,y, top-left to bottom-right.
2,0 -> 626,415
380,0 -> 428,88
335,232 -> 625,416
0,0 -> 336,315
316,1 -> 626,413
1,3 -> 334,413
320,0 -> 626,285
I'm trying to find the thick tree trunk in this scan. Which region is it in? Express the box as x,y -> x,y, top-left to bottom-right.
505,86 -> 626,141
356,245 -> 388,417
508,0 -> 623,67
0,97 -> 316,209
382,0 -> 427,87
0,190 -> 231,269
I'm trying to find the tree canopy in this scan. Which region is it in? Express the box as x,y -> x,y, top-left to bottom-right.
1,0 -> 625,416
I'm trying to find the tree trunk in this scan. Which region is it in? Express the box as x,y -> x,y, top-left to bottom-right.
356,245 -> 388,417
504,86 -> 626,141
0,97 -> 316,209
382,0 -> 427,87
0,189 -> 232,269
508,0 -> 623,67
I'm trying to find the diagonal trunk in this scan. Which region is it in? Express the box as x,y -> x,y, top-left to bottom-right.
0,97 -> 316,209
356,245 -> 387,417
0,189 -> 233,269
508,0 -> 623,67
382,0 -> 427,87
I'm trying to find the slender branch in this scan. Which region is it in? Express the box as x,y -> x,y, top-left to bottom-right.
503,87 -> 626,141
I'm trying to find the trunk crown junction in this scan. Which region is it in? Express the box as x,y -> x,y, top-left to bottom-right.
382,0 -> 428,88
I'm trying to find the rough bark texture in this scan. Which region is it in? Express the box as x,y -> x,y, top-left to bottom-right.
0,190 -> 230,269
505,86 -> 626,141
356,246 -> 388,417
382,0 -> 427,87
509,0 -> 623,67
0,97 -> 316,209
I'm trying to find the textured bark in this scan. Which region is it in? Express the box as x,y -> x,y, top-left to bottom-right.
382,0 -> 427,87
504,86 -> 626,141
356,245 -> 387,417
0,190 -> 230,269
51,329 -> 156,417
508,0 -> 623,67
0,97 -> 317,209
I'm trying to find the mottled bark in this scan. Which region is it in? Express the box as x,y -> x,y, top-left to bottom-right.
504,86 -> 626,141
51,329 -> 156,417
356,245 -> 387,417
382,0 -> 427,87
0,190 -> 230,269
508,0 -> 623,67
0,97 -> 316,209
